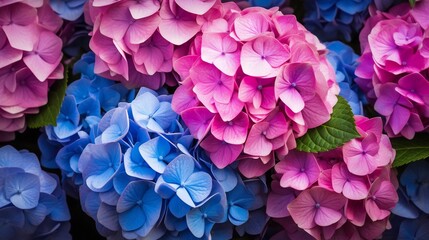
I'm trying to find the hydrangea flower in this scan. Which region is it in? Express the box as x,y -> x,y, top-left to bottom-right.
0,145 -> 71,239
173,4 -> 339,172
356,0 -> 429,139
85,0 -> 229,88
382,159 -> 429,239
50,0 -> 87,21
325,41 -> 366,115
38,51 -> 135,196
0,1 -> 64,141
266,116 -> 398,239
303,0 -> 371,42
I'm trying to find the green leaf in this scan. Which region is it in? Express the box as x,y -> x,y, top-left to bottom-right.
410,0 -> 416,7
26,66 -> 69,128
295,96 -> 360,153
392,133 -> 429,167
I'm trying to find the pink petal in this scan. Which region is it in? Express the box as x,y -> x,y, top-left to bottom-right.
23,31 -> 62,81
238,155 -> 274,178
171,83 -> 199,114
243,122 -> 272,156
345,200 -> 366,227
200,134 -> 242,169
264,109 -> 289,139
301,94 -> 331,128
2,24 -> 38,52
287,189 -> 317,229
240,36 -> 289,78
201,33 -> 240,76
181,106 -> 214,140
211,112 -> 249,144
0,32 -> 22,68
275,63 -> 317,113
332,163 -> 369,200
159,1 -> 201,45
99,6 -> 132,41
214,91 -> 244,122
314,206 -> 343,227
175,0 -> 216,15
238,76 -> 259,103
389,104 -> 410,135
173,55 -> 198,80
125,14 -> 161,45
126,0 -> 161,19
233,12 -> 270,41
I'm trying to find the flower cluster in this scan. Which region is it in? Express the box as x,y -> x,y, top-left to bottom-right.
0,145 -> 71,239
38,52 -> 135,196
356,1 -> 429,139
0,0 -> 64,141
266,116 -> 398,239
172,4 -> 338,173
383,160 -> 429,239
303,0 -> 371,42
50,0 -> 87,21
60,85 -> 267,239
325,41 -> 366,115
85,0 -> 228,88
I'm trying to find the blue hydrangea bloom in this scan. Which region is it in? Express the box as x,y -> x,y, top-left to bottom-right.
0,145 -> 71,239
50,0 -> 87,21
38,52 -> 135,195
325,41 -> 366,115
383,159 -> 429,239
303,0 -> 371,42
248,0 -> 286,8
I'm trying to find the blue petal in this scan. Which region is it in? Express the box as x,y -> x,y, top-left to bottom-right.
154,176 -> 177,199
184,172 -> 212,203
117,181 -> 161,234
65,78 -> 91,104
131,92 -> 160,127
228,205 -> 249,226
162,155 -> 195,185
0,206 -> 25,228
139,137 -> 171,174
164,209 -> 188,231
124,145 -> 157,180
78,97 -> 101,118
211,166 -> 237,192
186,208 -> 205,238
99,189 -> 120,206
392,187 -> 419,219
0,146 -> 41,173
153,102 -> 177,131
235,208 -> 268,235
4,172 -> 40,209
398,219 -> 420,239
25,201 -> 49,225
98,202 -> 120,231
37,133 -> 62,169
168,195 -> 191,218
99,87 -> 121,112
413,183 -> 429,214
79,143 -> 121,192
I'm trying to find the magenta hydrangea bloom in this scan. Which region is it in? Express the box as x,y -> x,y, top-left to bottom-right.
173,4 -> 339,170
0,1 -> 63,141
356,1 -> 429,139
86,0 -> 228,89
267,116 -> 398,239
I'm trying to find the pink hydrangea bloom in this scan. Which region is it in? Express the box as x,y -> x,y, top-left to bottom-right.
0,1 -> 63,141
173,4 -> 338,170
86,0 -> 226,88
267,116 -> 398,239
356,1 -> 429,139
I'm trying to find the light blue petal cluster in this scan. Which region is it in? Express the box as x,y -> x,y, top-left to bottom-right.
50,0 -> 87,21
0,145 -> 71,239
39,52 -> 135,196
325,41 -> 367,115
384,160 -> 429,239
303,0 -> 371,42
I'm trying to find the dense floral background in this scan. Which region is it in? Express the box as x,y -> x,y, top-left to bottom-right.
1,0 -> 429,239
